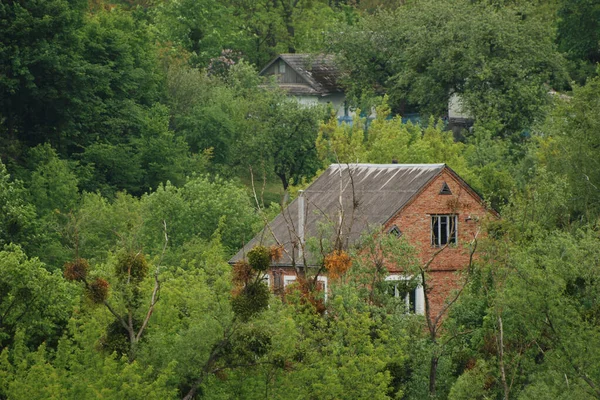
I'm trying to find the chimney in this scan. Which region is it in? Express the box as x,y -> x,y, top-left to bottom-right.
298,190 -> 305,260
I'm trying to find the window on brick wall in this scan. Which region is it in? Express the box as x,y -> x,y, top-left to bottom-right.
388,225 -> 402,237
431,214 -> 457,247
385,275 -> 424,314
283,275 -> 328,301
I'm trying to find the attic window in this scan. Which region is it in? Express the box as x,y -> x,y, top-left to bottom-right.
278,60 -> 286,73
431,215 -> 457,247
439,182 -> 452,195
388,225 -> 402,237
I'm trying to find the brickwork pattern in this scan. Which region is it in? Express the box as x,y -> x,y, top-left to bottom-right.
385,170 -> 491,317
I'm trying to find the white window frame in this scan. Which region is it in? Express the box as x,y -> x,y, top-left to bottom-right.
385,274 -> 424,315
261,273 -> 270,287
431,214 -> 458,247
283,275 -> 297,288
282,275 -> 328,301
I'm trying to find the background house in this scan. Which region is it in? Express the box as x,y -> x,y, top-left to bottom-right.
260,54 -> 476,129
231,163 -> 496,317
259,53 -> 348,119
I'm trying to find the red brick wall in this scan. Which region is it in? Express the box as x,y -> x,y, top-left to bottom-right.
384,169 -> 492,317
267,169 -> 494,318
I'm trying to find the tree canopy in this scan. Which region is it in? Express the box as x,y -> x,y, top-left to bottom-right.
1,0 -> 599,399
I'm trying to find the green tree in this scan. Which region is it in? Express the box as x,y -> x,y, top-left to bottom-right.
1,318 -> 177,400
0,3 -> 163,158
333,0 -> 567,136
259,98 -> 325,191
0,161 -> 36,248
140,175 -> 261,254
152,0 -> 244,67
19,144 -> 81,267
0,0 -> 87,148
557,0 -> 600,82
0,245 -> 75,350
538,72 -> 600,222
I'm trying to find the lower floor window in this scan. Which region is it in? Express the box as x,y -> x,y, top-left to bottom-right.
282,274 -> 328,301
385,275 -> 425,315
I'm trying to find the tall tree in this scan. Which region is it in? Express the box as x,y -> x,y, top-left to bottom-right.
557,0 -> 600,82
0,0 -> 87,148
539,72 -> 600,222
332,0 -> 567,136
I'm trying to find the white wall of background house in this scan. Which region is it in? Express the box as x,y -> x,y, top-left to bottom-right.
448,93 -> 472,121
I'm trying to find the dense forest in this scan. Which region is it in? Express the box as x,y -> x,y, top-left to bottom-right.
1,0 -> 600,398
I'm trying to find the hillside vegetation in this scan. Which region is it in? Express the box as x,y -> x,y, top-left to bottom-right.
1,0 -> 600,399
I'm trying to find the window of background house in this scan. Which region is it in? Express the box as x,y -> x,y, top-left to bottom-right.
431,214 -> 457,247
385,275 -> 424,314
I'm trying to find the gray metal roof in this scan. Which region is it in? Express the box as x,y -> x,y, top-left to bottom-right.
260,54 -> 342,96
230,164 -> 446,267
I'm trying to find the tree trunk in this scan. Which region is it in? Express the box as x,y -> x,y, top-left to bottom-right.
497,315 -> 509,400
429,354 -> 439,397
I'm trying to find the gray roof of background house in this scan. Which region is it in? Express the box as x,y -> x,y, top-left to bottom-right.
230,164 -> 447,267
259,53 -> 342,96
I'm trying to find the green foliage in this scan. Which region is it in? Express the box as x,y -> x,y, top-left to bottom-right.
100,319 -> 132,357
138,254 -> 234,392
539,73 -> 600,222
74,191 -> 143,263
0,245 -> 75,349
557,0 -> 600,82
152,0 -> 244,67
140,175 -> 261,254
0,0 -> 87,148
153,0 -> 342,67
0,161 -> 36,248
317,101 -> 477,188
166,62 -> 324,190
2,318 -> 177,400
1,0 -> 599,397
333,0 -> 567,136
25,144 -> 80,214
448,360 -> 491,400
272,289 -> 402,399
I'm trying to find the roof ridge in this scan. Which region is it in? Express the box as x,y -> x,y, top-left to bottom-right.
330,163 -> 446,168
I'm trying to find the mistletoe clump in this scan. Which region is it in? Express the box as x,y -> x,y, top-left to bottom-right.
247,245 -> 271,272
88,278 -> 109,304
232,260 -> 253,286
115,251 -> 148,282
324,250 -> 352,280
99,319 -> 132,356
269,245 -> 284,263
231,281 -> 271,321
64,258 -> 90,282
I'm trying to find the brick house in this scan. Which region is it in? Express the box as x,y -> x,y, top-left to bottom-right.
230,163 -> 496,316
